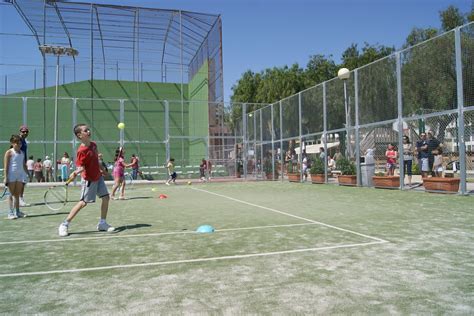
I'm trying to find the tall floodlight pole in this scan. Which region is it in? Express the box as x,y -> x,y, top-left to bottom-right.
338,68 -> 351,157
39,45 -> 79,181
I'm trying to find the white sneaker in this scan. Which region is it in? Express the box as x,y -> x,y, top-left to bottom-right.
165,182 -> 170,186
58,223 -> 69,237
19,198 -> 30,207
97,222 -> 115,232
16,210 -> 27,218
7,212 -> 18,220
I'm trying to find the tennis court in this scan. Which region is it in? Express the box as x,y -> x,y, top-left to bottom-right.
0,181 -> 472,314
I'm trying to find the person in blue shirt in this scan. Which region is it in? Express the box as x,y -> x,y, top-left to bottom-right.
18,125 -> 30,207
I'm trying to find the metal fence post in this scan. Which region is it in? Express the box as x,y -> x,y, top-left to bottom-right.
455,27 -> 467,194
355,70 -> 361,186
271,103 -> 275,179
22,97 -> 27,125
323,82 -> 327,183
164,100 -> 170,162
396,52 -> 405,189
72,98 -> 77,155
119,99 -> 125,147
279,100 -> 283,182
259,108 -> 263,179
242,103 -> 247,179
298,92 -> 303,182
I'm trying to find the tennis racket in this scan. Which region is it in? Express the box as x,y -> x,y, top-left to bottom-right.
0,186 -> 10,202
43,178 -> 73,211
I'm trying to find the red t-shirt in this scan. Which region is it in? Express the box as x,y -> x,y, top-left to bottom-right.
76,141 -> 101,181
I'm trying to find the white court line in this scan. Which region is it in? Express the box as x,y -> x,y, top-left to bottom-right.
191,187 -> 388,243
0,223 -> 317,246
0,240 -> 387,278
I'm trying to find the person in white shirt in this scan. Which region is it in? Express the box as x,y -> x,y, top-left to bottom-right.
60,152 -> 71,182
328,156 -> 336,171
26,155 -> 35,182
43,156 -> 53,182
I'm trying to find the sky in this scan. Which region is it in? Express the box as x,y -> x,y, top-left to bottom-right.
0,0 -> 472,101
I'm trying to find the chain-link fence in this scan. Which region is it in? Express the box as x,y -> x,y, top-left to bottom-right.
0,97 -> 247,181
244,23 -> 474,195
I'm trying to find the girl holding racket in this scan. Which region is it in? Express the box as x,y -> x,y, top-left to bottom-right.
110,147 -> 132,200
3,135 -> 28,219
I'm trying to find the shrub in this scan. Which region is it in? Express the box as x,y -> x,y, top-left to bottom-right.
336,156 -> 356,175
263,159 -> 278,175
287,160 -> 297,173
310,158 -> 325,174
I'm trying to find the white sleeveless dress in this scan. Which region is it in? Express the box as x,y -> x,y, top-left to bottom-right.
7,149 -> 27,183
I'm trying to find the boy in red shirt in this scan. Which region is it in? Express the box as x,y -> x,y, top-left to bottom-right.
58,124 -> 115,237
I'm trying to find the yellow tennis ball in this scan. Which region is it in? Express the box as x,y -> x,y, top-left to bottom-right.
117,122 -> 125,129
187,181 -> 192,185
151,188 -> 157,192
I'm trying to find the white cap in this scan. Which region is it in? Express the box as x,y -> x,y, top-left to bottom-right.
45,156 -> 50,159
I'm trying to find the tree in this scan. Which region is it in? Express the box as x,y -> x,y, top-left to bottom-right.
340,43 -> 394,70
404,27 -> 438,48
255,64 -> 306,104
304,54 -> 337,87
440,5 -> 465,31
230,70 -> 261,103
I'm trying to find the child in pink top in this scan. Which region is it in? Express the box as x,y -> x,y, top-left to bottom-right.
385,144 -> 397,176
111,147 -> 132,199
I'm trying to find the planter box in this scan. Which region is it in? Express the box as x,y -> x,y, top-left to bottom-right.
311,173 -> 325,184
372,176 -> 400,189
423,177 -> 460,193
337,175 -> 357,186
265,173 -> 279,180
287,172 -> 301,182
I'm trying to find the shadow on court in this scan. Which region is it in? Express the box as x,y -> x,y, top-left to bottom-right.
68,223 -> 152,235
26,212 -> 70,218
122,196 -> 153,200
114,223 -> 152,232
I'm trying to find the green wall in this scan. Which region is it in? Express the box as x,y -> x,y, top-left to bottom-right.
188,60 -> 209,163
1,71 -> 210,168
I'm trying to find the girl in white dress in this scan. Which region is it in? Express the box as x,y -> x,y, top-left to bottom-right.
3,135 -> 28,219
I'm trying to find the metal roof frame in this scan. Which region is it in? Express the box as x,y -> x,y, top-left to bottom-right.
4,0 -> 221,70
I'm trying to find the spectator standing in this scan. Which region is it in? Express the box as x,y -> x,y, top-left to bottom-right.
130,154 -> 140,180
43,155 -> 53,182
302,151 -> 309,181
60,152 -> 71,182
432,146 -> 444,177
319,147 -> 326,163
385,144 -> 397,176
199,158 -> 207,182
206,159 -> 213,181
290,149 -> 297,172
33,158 -> 44,182
402,136 -> 413,186
427,130 -> 441,176
26,155 -> 35,182
416,132 -> 429,178
18,125 -> 30,206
